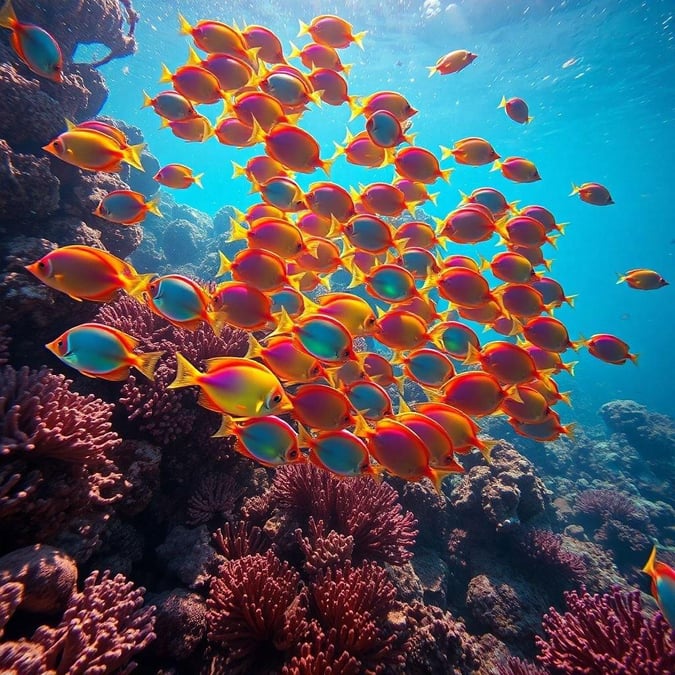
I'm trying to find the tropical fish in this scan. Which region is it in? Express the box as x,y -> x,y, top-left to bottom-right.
342,380 -> 393,421
308,68 -> 354,107
395,146 -> 452,184
441,137 -> 499,166
298,426 -> 373,478
178,14 -> 249,57
333,130 -> 388,167
522,316 -> 579,353
46,323 -> 163,381
186,46 -> 253,92
94,190 -> 162,225
214,116 -> 255,146
0,0 -> 63,81
289,41 -> 349,73
358,352 -> 400,390
315,293 -> 377,336
482,251 -> 536,283
495,283 -> 551,320
394,220 -> 441,249
509,410 -> 574,441
159,63 -> 223,105
165,114 -> 214,142
211,281 -> 275,331
228,90 -> 290,131
531,277 -> 576,308
437,266 -> 496,308
168,352 -> 292,418
232,155 -> 289,186
228,216 -> 307,259
25,245 -> 154,302
43,128 -> 145,173
440,371 -> 507,417
465,340 -> 545,386
349,263 -> 421,304
374,309 -> 435,352
242,24 -> 287,64
429,321 -> 480,360
366,109 -> 411,148
246,334 -> 326,385
298,15 -> 367,49
394,348 -> 455,389
255,122 -> 332,175
67,119 -> 128,146
428,49 -> 477,76
582,334 -> 638,365
617,269 -> 668,290
518,205 -> 564,234
498,96 -> 532,124
353,90 -> 418,122
288,383 -> 355,430
437,204 -> 495,244
500,385 -> 550,423
460,187 -> 512,218
569,182 -> 614,205
642,546 -> 675,629
154,164 -> 203,189
256,64 -> 319,109
142,90 -> 197,121
394,179 -> 438,208
257,176 -> 307,212
213,415 -> 302,467
396,247 -> 440,280
217,249 -> 295,292
492,156 -> 541,183
143,274 -> 219,333
305,182 -> 355,223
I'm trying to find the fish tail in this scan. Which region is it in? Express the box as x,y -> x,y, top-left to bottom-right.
439,145 -> 453,161
297,19 -> 310,37
193,172 -> 204,188
559,390 -> 573,406
352,30 -> 367,50
146,194 -> 163,217
563,422 -> 576,439
0,0 -> 16,29
440,167 -> 453,183
186,45 -> 201,66
427,65 -> 438,78
231,161 -> 246,179
563,360 -> 577,377
245,334 -> 264,360
490,159 -> 503,172
319,156 -> 333,177
478,438 -> 498,464
498,95 -> 507,109
141,90 -> 153,109
177,13 -> 193,36
123,142 -> 146,172
134,350 -> 164,381
427,465 -> 453,494
642,545 -> 657,577
167,352 -> 200,389
288,41 -> 302,60
342,62 -> 353,76
330,141 -> 345,161
159,63 -> 173,84
124,272 -> 155,299
215,250 -> 232,278
629,352 -> 639,366
212,414 -> 237,438
296,423 -> 313,449
615,273 -> 627,285
226,216 -> 248,243
569,182 -> 580,196
347,99 -> 363,122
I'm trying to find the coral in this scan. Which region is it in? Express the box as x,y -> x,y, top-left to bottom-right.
0,639 -> 51,675
265,463 -> 418,565
296,518 -> 355,578
186,473 -> 245,526
94,294 -> 247,445
0,325 -> 9,366
282,640 -> 360,675
212,521 -> 271,560
0,581 -> 23,637
0,544 -> 77,615
0,366 -> 125,556
535,586 -> 675,673
112,440 -> 161,517
31,569 -> 155,675
206,550 -> 308,674
497,657 -> 545,674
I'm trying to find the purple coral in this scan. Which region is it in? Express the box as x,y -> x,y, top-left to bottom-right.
212,521 -> 271,560
186,473 -> 245,526
267,463 -> 418,565
0,365 -> 125,553
31,569 -> 155,674
535,586 -> 675,673
296,517 -> 355,577
94,295 -> 247,445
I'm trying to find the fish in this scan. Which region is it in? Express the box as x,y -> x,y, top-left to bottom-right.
374,309 -> 435,352
289,41 -> 350,73
569,182 -> 614,205
228,90 -> 290,131
465,340 -> 547,386
348,263 -> 422,304
518,205 -> 564,234
352,90 -> 418,122
159,63 -> 223,105
186,46 -> 253,92
142,90 -> 198,121
94,190 -> 162,225
211,281 -> 275,331
213,415 -> 302,467
394,179 -> 438,208
481,251 -> 537,284
366,109 -> 413,148
43,128 -> 145,173
298,425 -> 374,478
308,68 -> 355,108
429,321 -> 480,360
227,216 -> 307,259
214,115 -> 255,147
437,204 -> 496,244
428,50 -> 477,77
67,119 -> 128,147
46,323 -> 163,381
396,247 -> 440,280
642,546 -> 675,628
437,266 -> 496,308
531,277 -> 576,308
178,14 -> 249,58
168,352 -> 292,418
395,146 -> 452,184
492,156 -> 541,183
0,0 -> 63,81
305,182 -> 355,223
154,164 -> 203,189
342,380 -> 393,421
253,122 -> 332,175
165,114 -> 214,143
441,137 -> 499,166
217,248 -> 297,292
460,187 -> 513,218
358,352 -> 401,390
256,176 -> 307,212
246,334 -> 327,385
315,292 -> 377,336
495,283 -> 552,320
394,220 -> 441,249
288,383 -> 355,430
393,348 -> 455,389
617,269 -> 668,290
500,385 -> 551,423
25,245 -> 154,302
332,130 -> 388,167
232,155 -> 289,186
440,371 -> 507,417
498,96 -> 532,124
582,334 -> 638,365
143,274 -> 220,334
509,411 -> 574,441
298,15 -> 367,50
242,24 -> 287,64
522,316 -> 580,353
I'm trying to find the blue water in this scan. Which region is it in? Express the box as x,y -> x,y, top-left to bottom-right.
92,0 -> 675,423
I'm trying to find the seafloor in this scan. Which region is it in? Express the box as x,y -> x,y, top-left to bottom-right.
0,1 -> 673,673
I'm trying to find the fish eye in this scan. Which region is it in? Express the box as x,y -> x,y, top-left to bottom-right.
366,316 -> 376,325
296,242 -> 303,251
342,348 -> 351,357
37,261 -> 46,270
52,140 -> 63,153
57,340 -> 63,347
310,365 -> 321,376
288,449 -> 299,459
272,394 -> 282,404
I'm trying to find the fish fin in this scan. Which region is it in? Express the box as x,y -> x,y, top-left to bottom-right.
569,183 -> 580,196
159,63 -> 173,84
123,272 -> 156,300
193,173 -> 203,188
439,145 -> 453,161
177,13 -> 193,36
226,217 -> 249,243
629,352 -> 639,366
477,438 -> 498,464
427,65 -> 438,78
288,41 -> 302,60
297,19 -> 310,37
207,311 -> 227,337
348,99 -> 364,122
462,342 -> 482,366
197,390 -> 224,413
264,306 -> 295,340
427,191 -> 439,205
231,161 -> 247,179
559,391 -> 573,406
563,422 -> 576,439
212,414 -> 237,438
490,159 -> 503,172
352,414 -> 371,438
216,250 -> 232,278
398,396 -> 412,414
319,156 -> 333,177
123,142 -> 146,172
167,352 -> 200,389
245,334 -> 265,360
426,466 -> 454,495
141,90 -> 153,109
0,0 -> 16,28
440,167 -> 453,183
346,264 -> 366,290
616,273 -> 627,285
498,96 -> 507,109
134,350 -> 164,381
146,194 -> 163,217
186,45 -> 201,66
97,366 -> 132,381
563,361 -> 577,377
330,141 -> 345,162
352,30 -> 367,50
642,545 -> 657,578
296,423 -> 313,449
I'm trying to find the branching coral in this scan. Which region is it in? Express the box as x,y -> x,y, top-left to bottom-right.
94,295 -> 247,444
31,569 -> 156,674
0,365 -> 125,554
266,463 -> 418,565
186,473 -> 245,526
212,521 -> 271,560
535,586 -> 675,673
297,517 -> 355,577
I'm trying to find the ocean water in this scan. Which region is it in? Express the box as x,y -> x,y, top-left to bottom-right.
92,0 -> 675,424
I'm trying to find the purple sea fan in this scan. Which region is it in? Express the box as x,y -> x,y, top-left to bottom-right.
206,550 -> 309,674
31,569 -> 156,675
0,366 -> 125,551
94,295 -> 247,445
269,463 -> 418,565
535,586 -> 675,673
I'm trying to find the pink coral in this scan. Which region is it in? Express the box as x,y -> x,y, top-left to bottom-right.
94,295 -> 247,444
535,586 -> 675,673
186,473 -> 245,526
31,569 -> 155,674
0,365 -> 125,554
212,521 -> 271,560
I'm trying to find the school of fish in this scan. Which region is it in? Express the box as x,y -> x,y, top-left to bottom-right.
17,5 -> 670,497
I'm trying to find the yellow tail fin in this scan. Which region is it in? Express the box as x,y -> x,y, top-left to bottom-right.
146,195 -> 162,217
213,414 -> 237,438
193,173 -> 203,188
123,142 -> 146,172
141,90 -> 153,109
134,351 -> 164,381
177,13 -> 193,36
167,352 -> 201,389
123,272 -> 155,299
0,0 -> 17,29
159,63 -> 174,84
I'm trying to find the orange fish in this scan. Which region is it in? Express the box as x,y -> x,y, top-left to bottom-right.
523,316 -> 579,353
492,156 -> 541,183
441,371 -> 506,417
178,14 -> 249,58
305,182 -> 355,223
211,281 -> 275,331
394,348 -> 455,389
25,245 -> 154,302
498,96 -> 532,124
460,187 -> 512,218
299,426 -> 373,477
142,90 -> 197,121
228,217 -> 306,259
442,137 -> 499,166
232,155 -> 289,185
308,68 -> 354,107
531,277 -> 576,309
298,15 -> 367,49
288,383 -> 355,431
186,46 -> 253,92
395,146 -> 452,184
501,385 -> 551,423
154,164 -> 203,189
428,49 -> 477,76
617,269 -> 668,290
217,249 -> 296,292
340,213 -> 397,254
229,90 -> 290,131
257,176 -> 307,212
165,114 -> 214,143
289,41 -> 349,72
569,182 -> 614,205
159,63 -> 223,104
296,237 -> 342,274
359,352 -> 400,390
315,293 -> 377,336
500,215 -> 557,248
495,283 -> 551,320
255,123 -> 332,175
374,309 -> 434,352
519,205 -> 564,234
429,320 -> 480,360
94,190 -> 162,225
246,334 -> 326,385
393,179 -> 438,208
437,267 -> 496,308
642,546 -> 675,629
342,380 -> 393,421
333,130 -> 388,168
395,220 -> 441,249
437,204 -> 495,244
214,116 -> 255,147
353,90 -> 418,122
242,24 -> 287,64
356,182 -> 410,217
508,412 -> 574,442
582,334 -> 638,365
482,251 -> 536,283
466,341 -> 545,386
